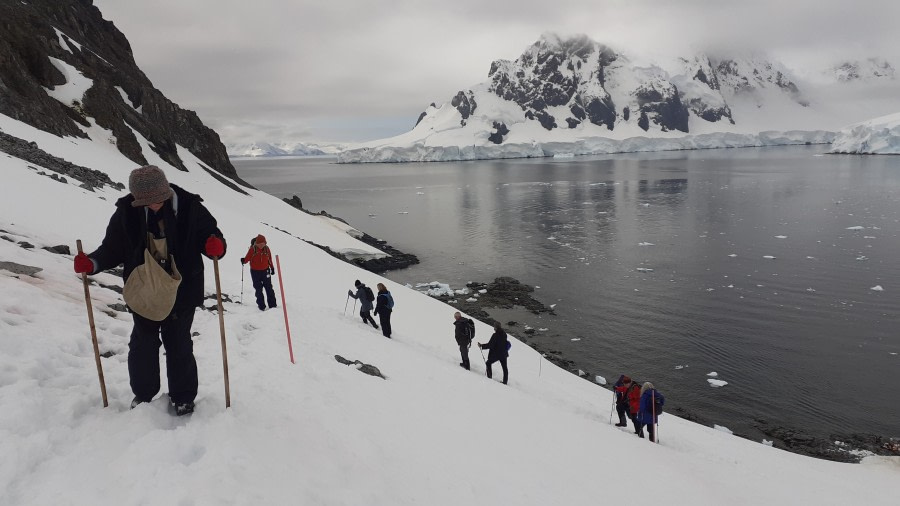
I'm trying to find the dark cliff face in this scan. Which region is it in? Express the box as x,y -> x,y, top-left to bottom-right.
0,0 -> 248,186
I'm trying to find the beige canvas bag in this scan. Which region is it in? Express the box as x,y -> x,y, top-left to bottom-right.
123,246 -> 182,321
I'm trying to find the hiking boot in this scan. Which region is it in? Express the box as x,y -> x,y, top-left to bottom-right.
258,306 -> 266,311
373,323 -> 379,329
172,401 -> 195,416
615,422 -> 627,427
130,396 -> 146,409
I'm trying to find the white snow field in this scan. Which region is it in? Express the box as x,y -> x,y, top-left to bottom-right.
1,111 -> 898,505
831,112 -> 900,154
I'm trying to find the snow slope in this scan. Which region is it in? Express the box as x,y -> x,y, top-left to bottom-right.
1,112 -> 898,505
830,112 -> 900,154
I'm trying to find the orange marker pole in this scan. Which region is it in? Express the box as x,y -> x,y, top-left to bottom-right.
275,255 -> 295,364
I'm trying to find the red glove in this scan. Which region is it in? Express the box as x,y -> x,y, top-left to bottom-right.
205,236 -> 225,258
74,252 -> 94,274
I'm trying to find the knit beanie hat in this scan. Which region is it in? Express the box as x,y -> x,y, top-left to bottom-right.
256,234 -> 267,244
129,165 -> 174,207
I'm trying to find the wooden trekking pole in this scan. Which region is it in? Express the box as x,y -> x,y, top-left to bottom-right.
275,255 -> 295,364
212,251 -> 231,408
76,240 -> 108,408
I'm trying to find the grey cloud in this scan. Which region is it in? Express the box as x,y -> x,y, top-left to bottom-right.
93,0 -> 900,144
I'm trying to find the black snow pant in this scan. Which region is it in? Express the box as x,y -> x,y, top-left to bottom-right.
459,342 -> 470,370
486,356 -> 508,384
616,402 -> 628,425
376,310 -> 392,337
250,269 -> 277,310
360,309 -> 378,328
647,421 -> 657,443
630,413 -> 644,437
129,308 -> 198,405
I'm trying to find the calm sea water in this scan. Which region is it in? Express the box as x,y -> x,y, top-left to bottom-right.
235,147 -> 900,444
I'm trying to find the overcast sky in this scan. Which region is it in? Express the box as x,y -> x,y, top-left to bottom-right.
93,0 -> 899,144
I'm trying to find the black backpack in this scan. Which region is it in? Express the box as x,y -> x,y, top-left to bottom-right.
364,286 -> 375,302
652,391 -> 664,416
466,318 -> 476,340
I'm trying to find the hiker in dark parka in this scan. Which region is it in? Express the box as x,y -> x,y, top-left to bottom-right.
453,311 -> 473,370
478,321 -> 509,384
372,282 -> 393,338
73,165 -> 226,416
613,374 -> 632,427
638,382 -> 665,443
348,280 -> 378,329
241,234 -> 277,311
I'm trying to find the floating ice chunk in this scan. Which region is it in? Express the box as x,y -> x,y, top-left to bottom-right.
559,266 -> 566,269
578,370 -> 586,377
763,255 -> 776,259
727,284 -> 734,288
707,372 -> 718,377
846,226 -> 864,230
728,254 -> 737,257
415,186 -> 424,189
571,338 -> 581,341
806,256 -> 816,259
890,352 -> 898,356
368,213 -> 377,217
416,192 -> 425,195
538,328 -> 548,332
714,425 -> 734,434
639,242 -> 655,246
674,365 -> 684,370
549,304 -> 557,309
864,236 -> 876,239
762,439 -> 774,447
641,203 -> 650,207
466,297 -> 478,302
857,256 -> 868,261
636,268 -> 654,272
871,285 -> 884,292
548,236 -> 556,240
806,288 -> 816,292
478,289 -> 487,294
398,211 -> 409,214
706,288 -> 715,292
775,235 -> 787,239
708,379 -> 729,387
595,375 -> 606,385
448,299 -> 457,303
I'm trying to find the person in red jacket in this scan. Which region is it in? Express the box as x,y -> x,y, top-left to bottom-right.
624,377 -> 645,437
241,234 -> 277,311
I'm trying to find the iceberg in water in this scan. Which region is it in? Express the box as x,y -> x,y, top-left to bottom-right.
830,112 -> 900,154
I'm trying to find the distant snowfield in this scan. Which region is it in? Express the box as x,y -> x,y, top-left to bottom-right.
831,112 -> 900,154
2,111 -> 899,505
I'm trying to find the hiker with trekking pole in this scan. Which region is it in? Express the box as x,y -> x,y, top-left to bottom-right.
348,280 -> 379,330
612,374 -> 632,427
73,165 -> 226,416
638,382 -> 665,443
477,321 -> 509,385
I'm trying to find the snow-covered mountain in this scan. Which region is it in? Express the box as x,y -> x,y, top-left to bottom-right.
831,111 -> 900,154
340,34 -> 900,163
828,58 -> 896,83
227,141 -> 346,158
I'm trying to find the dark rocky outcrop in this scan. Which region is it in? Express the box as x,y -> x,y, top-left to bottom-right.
450,91 -> 477,125
488,121 -> 509,144
1,131 -> 124,191
633,82 -> 689,133
0,0 -> 250,187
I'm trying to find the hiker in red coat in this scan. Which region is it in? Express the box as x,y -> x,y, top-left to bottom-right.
241,234 -> 277,311
624,377 -> 645,437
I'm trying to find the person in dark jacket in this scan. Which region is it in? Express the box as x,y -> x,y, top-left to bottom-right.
478,321 -> 509,384
348,280 -> 378,329
372,282 -> 393,338
73,165 -> 226,416
612,374 -> 632,427
453,311 -> 473,370
241,234 -> 277,311
638,381 -> 665,442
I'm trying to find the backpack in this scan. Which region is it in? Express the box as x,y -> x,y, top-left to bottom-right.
466,318 -> 475,340
651,391 -> 664,416
386,292 -> 394,309
364,286 -> 375,302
